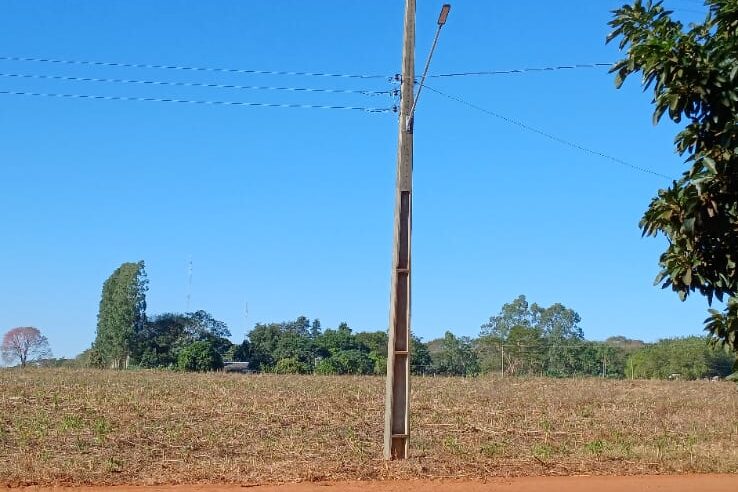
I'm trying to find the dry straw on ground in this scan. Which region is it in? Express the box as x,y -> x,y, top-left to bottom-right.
0,369 -> 736,485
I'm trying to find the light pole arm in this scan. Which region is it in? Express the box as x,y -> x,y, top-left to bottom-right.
407,4 -> 451,131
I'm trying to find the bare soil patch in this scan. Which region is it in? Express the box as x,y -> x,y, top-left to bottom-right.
0,369 -> 736,486
4,476 -> 738,492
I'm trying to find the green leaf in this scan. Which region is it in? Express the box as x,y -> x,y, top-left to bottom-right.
653,271 -> 667,285
615,72 -> 625,89
653,105 -> 668,124
701,156 -> 717,173
608,2 -> 738,350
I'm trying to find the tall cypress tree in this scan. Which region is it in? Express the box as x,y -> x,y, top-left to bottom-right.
94,261 -> 148,368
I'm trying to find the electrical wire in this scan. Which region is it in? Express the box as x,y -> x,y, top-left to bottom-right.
430,63 -> 613,78
424,85 -> 675,180
0,89 -> 393,112
478,342 -> 621,348
0,55 -> 390,79
0,56 -> 622,81
0,72 -> 392,95
0,56 -> 618,80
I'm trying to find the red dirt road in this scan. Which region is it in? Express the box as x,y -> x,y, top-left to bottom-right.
5,476 -> 737,492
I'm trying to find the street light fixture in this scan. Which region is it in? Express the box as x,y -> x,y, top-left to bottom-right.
438,4 -> 451,26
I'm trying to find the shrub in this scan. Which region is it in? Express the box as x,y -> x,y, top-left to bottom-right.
274,357 -> 309,374
177,341 -> 223,372
315,358 -> 339,375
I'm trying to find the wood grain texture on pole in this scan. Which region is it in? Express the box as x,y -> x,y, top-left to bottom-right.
384,0 -> 415,461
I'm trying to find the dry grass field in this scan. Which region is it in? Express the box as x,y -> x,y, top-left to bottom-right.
0,369 -> 736,486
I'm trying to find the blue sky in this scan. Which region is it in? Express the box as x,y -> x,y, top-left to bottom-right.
0,1 -> 713,359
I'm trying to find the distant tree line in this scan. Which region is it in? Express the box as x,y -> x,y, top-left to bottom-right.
48,262 -> 735,379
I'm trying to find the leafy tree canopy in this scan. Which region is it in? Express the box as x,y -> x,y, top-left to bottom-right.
177,340 -> 223,372
410,334 -> 433,375
274,357 -> 310,374
478,296 -> 586,376
608,0 -> 738,350
432,331 -> 479,376
480,295 -> 533,340
135,310 -> 233,369
626,336 -> 734,379
94,261 -> 148,368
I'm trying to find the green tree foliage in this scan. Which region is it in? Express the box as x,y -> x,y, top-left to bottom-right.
354,331 -> 387,356
177,340 -> 224,372
135,311 -> 232,369
323,350 -> 374,375
314,323 -> 374,375
274,357 -> 310,374
318,322 -> 360,354
608,1 -> 738,351
432,331 -> 479,376
626,336 -> 735,379
534,302 -> 585,377
704,300 -> 738,358
274,332 -> 315,367
355,330 -> 388,375
84,292 -> 734,380
287,316 -> 311,337
135,313 -> 188,368
504,325 -> 545,376
309,319 -> 322,339
248,322 -> 284,370
94,261 -> 148,369
244,317 -> 411,375
370,352 -> 387,375
225,340 -> 250,362
604,336 -> 647,353
185,310 -> 231,339
481,295 -> 533,340
410,334 -> 433,375
596,341 -> 630,377
247,317 -> 327,372
247,317 -> 321,372
477,296 -> 590,377
315,357 -> 339,375
83,346 -> 105,368
478,296 -> 532,374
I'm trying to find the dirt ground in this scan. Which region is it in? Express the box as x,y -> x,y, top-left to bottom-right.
3,371 -> 737,486
4,476 -> 738,492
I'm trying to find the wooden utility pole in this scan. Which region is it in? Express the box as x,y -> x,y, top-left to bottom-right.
384,0 -> 416,461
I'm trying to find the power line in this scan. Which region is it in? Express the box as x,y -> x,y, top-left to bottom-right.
424,85 -> 675,180
0,89 -> 393,112
430,62 -> 613,78
0,56 -> 620,81
0,72 -> 392,96
0,55 -> 390,80
479,342 -> 625,349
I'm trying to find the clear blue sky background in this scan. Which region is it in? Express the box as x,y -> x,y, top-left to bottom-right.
0,1 -> 713,359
